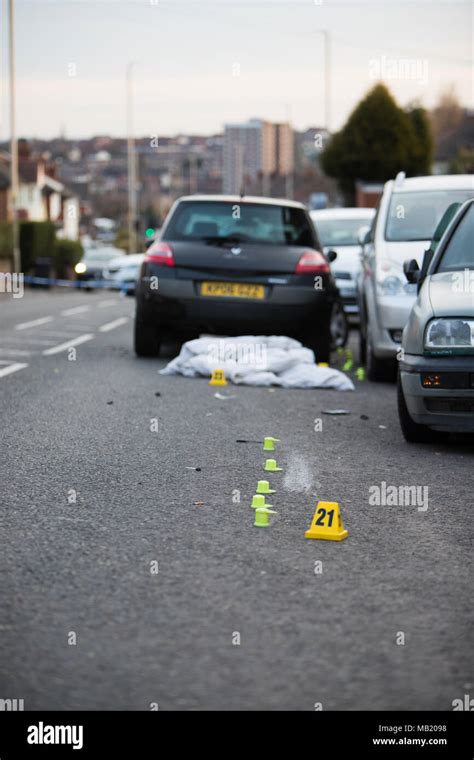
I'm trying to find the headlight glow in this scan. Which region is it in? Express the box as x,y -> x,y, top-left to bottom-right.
424,318 -> 474,353
75,262 -> 87,274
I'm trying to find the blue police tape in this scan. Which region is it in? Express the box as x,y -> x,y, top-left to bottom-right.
23,275 -> 134,293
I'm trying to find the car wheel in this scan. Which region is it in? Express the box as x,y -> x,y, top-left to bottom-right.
366,327 -> 396,382
359,329 -> 367,365
359,308 -> 367,364
303,324 -> 331,364
397,370 -> 432,443
330,300 -> 348,349
134,310 -> 161,357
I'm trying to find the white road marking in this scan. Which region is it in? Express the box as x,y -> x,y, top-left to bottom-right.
42,334 -> 94,356
61,305 -> 91,316
15,316 -> 53,331
98,317 -> 129,333
98,299 -> 118,307
36,331 -> 85,338
0,362 -> 29,379
0,337 -> 56,345
0,348 -> 32,356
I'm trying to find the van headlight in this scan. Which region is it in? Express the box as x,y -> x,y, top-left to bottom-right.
424,318 -> 474,352
378,275 -> 403,295
75,262 -> 87,274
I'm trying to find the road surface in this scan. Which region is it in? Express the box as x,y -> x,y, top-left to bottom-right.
0,290 -> 472,710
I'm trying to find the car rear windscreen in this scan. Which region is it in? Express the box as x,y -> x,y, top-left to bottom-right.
316,217 -> 373,247
164,201 -> 315,246
385,189 -> 474,242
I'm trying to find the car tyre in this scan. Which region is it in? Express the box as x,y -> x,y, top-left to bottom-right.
134,309 -> 161,357
397,370 -> 433,443
366,327 -> 396,382
303,324 -> 331,364
358,311 -> 367,364
330,300 -> 349,350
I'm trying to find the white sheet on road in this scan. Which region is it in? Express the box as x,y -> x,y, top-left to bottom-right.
159,335 -> 355,390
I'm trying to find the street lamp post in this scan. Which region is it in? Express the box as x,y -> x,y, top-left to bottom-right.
126,62 -> 137,255
314,29 -> 331,132
8,0 -> 20,274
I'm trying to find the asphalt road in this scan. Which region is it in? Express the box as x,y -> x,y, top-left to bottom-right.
0,289 -> 472,710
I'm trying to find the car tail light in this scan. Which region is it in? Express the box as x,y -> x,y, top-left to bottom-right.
295,249 -> 330,274
145,241 -> 175,267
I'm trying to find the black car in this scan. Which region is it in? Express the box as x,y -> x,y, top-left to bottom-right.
134,195 -> 344,362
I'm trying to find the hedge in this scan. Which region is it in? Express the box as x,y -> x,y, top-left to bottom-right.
19,221 -> 56,273
53,239 -> 84,279
0,222 -> 82,278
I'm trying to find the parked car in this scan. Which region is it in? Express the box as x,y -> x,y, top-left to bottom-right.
104,254 -> 145,295
398,199 -> 474,441
310,207 -> 375,321
357,173 -> 474,380
74,246 -> 126,289
134,194 -> 346,360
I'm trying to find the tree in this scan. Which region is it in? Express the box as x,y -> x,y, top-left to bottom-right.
406,106 -> 433,175
430,87 -> 463,142
321,84 -> 432,201
449,146 -> 474,174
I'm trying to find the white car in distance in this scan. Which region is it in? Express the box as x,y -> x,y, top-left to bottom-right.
310,207 -> 375,322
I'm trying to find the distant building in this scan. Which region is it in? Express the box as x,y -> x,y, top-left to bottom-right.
223,119 -> 294,195
355,181 -> 384,209
0,150 -> 80,239
223,120 -> 263,194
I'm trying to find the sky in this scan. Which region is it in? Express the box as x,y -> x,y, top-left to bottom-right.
0,0 -> 472,140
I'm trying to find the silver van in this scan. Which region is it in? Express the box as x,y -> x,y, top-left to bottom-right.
357,173 -> 474,380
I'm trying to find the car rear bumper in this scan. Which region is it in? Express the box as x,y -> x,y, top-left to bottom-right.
76,271 -> 104,283
400,353 -> 474,432
137,274 -> 333,336
335,281 -> 359,318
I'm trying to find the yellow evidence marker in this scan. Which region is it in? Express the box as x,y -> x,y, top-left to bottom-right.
305,501 -> 348,541
209,368 -> 228,386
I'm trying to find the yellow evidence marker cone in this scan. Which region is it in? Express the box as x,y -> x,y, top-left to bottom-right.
209,368 -> 228,386
256,480 -> 275,495
251,494 -> 273,510
263,436 -> 280,451
305,501 -> 348,542
264,458 -> 283,472
254,506 -> 277,528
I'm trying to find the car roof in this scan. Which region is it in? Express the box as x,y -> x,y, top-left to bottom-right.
310,207 -> 375,219
84,252 -> 121,259
107,253 -> 144,266
388,174 -> 474,193
177,194 -> 307,210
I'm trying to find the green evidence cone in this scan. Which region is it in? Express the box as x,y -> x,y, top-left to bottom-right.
256,480 -> 275,495
264,458 -> 283,472
343,348 -> 353,372
254,506 -> 277,528
263,436 -> 280,451
251,494 -> 273,510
